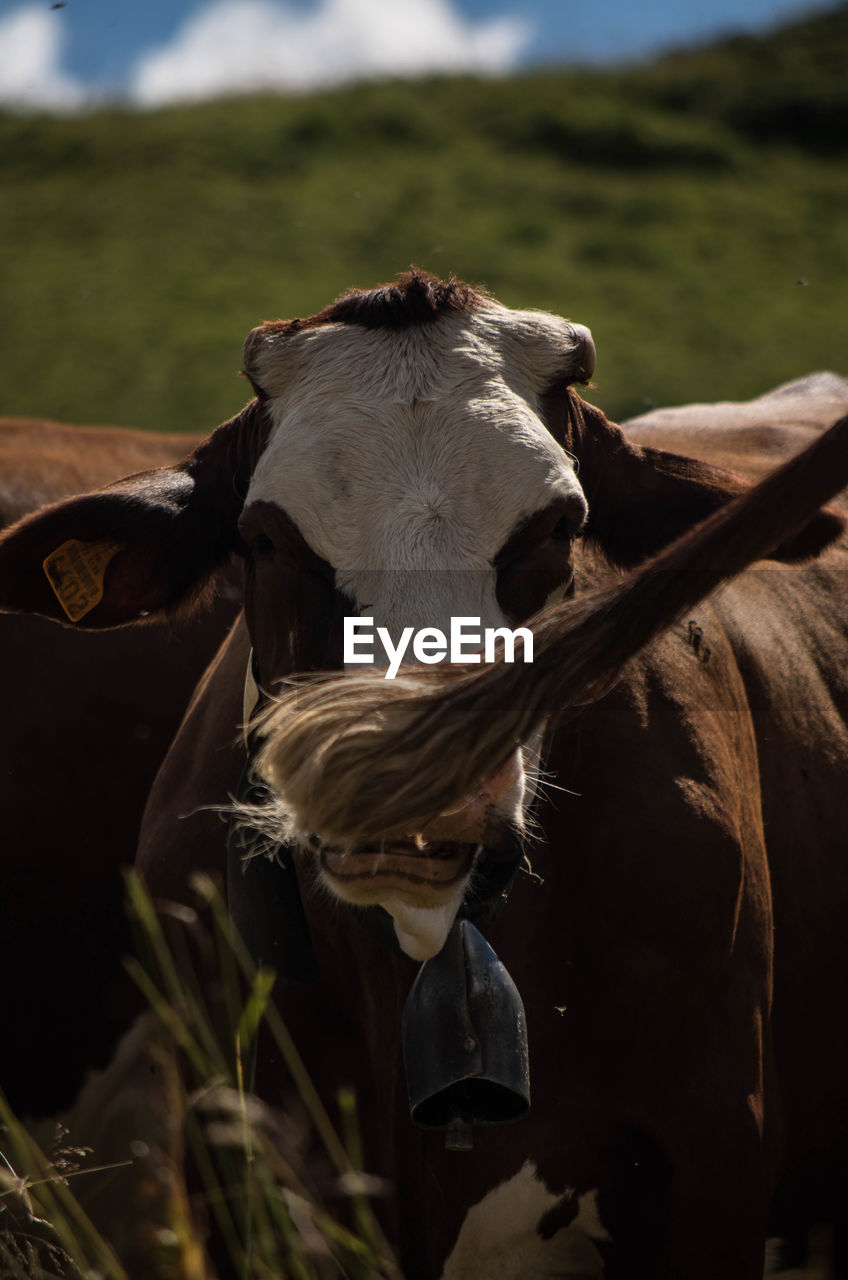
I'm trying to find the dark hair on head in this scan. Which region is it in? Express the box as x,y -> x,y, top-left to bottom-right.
326,268 -> 485,329
260,268 -> 487,340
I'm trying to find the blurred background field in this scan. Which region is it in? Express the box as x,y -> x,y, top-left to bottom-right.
0,2 -> 846,434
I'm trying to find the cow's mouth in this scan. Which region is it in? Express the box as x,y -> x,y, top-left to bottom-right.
320,840 -> 479,889
311,834 -> 519,959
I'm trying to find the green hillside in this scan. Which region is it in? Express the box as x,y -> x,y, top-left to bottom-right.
1,3 -> 846,432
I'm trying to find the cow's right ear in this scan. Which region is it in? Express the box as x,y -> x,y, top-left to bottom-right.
0,400 -> 269,627
543,384 -> 845,565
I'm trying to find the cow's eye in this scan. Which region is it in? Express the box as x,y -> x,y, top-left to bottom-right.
550,517 -> 575,542
494,499 -> 579,571
250,532 -> 275,557
495,503 -> 579,623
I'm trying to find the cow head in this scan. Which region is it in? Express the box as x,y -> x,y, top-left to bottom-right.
235,274 -> 596,956
0,271 -> 841,960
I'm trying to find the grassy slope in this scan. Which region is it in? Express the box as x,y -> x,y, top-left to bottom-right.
0,4 -> 846,432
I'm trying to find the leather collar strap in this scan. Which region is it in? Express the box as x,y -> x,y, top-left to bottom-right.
228,650 -> 318,980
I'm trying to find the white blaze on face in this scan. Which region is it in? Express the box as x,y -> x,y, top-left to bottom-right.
441,1161 -> 608,1279
245,305 -> 590,612
244,301 -> 591,950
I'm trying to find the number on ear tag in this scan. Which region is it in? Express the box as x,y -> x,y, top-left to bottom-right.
42,539 -> 122,621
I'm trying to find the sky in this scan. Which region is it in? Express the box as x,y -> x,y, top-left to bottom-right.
0,0 -> 831,111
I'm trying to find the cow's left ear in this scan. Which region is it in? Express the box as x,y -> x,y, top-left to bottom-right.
0,400 -> 269,627
543,384 -> 845,566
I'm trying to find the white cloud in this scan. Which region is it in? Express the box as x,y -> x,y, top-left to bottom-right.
0,6 -> 87,111
130,0 -> 533,107
0,0 -> 532,113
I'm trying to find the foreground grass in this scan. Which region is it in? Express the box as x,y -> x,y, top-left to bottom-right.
0,6 -> 846,432
1,875 -> 840,1277
0,875 -> 398,1280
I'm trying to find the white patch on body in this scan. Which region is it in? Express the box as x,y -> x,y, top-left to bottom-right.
623,371 -> 848,439
441,1161 -> 608,1280
763,1232 -> 833,1278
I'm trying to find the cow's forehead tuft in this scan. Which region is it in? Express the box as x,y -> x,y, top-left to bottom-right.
259,268 -> 486,338
248,298 -> 588,407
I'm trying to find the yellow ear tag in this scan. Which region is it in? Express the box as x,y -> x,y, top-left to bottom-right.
42,538 -> 122,621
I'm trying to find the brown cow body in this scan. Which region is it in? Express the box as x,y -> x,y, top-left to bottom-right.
136,552 -> 848,1279
0,416 -> 204,528
626,373 -> 848,1271
0,418 -> 239,1116
1,276 -> 847,1276
623,372 -> 848,493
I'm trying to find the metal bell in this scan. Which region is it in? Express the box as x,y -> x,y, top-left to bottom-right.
402,919 -> 530,1150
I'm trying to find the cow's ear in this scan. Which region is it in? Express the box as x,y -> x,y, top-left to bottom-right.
0,400 -> 268,627
543,385 -> 845,566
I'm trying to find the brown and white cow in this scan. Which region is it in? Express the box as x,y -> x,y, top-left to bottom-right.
0,417 -> 240,1116
1,272 -> 847,1277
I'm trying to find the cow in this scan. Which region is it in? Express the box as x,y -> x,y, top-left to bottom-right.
0,271 -> 847,1278
0,417 -> 240,1117
622,372 -> 848,494
619,373 -> 848,1279
0,416 -> 210,528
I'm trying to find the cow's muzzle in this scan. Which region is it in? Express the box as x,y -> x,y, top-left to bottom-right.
321,840 -> 478,892
313,750 -> 524,928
